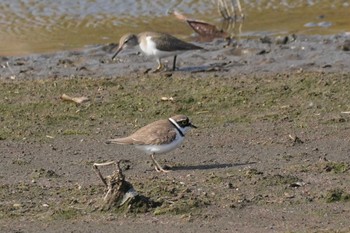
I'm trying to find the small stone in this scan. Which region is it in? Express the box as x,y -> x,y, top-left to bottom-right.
275,36 -> 288,45
284,192 -> 295,198
341,40 -> 350,51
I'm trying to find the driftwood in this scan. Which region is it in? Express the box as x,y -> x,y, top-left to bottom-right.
93,160 -> 138,211
174,11 -> 228,41
173,0 -> 245,44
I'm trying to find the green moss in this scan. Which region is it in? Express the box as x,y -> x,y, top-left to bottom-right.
322,162 -> 349,174
154,198 -> 208,215
52,208 -> 79,220
260,174 -> 300,186
132,177 -> 210,216
31,168 -> 60,179
325,188 -> 350,203
12,159 -> 30,165
243,168 -> 264,178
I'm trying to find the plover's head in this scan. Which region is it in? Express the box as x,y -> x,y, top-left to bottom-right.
112,33 -> 139,60
169,115 -> 197,135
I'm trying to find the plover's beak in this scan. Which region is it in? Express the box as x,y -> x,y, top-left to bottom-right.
190,123 -> 197,129
112,46 -> 123,60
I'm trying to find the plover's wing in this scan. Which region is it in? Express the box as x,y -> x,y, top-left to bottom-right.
106,119 -> 177,145
106,136 -> 138,145
128,120 -> 177,145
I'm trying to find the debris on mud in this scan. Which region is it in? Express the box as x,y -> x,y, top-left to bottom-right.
288,134 -> 304,145
60,93 -> 90,105
93,160 -> 158,212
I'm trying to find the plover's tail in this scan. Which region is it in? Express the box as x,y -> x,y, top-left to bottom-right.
105,137 -> 134,145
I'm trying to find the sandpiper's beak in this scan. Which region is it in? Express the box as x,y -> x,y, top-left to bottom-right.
190,123 -> 197,129
111,46 -> 123,60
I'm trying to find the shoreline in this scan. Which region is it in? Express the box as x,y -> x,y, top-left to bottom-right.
0,34 -> 349,80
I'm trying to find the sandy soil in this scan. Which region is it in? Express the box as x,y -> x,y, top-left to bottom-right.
1,34 -> 350,233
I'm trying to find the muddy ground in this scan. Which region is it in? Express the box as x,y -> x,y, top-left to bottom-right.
1,34 -> 350,232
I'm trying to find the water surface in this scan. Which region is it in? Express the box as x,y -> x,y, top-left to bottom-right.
0,0 -> 349,55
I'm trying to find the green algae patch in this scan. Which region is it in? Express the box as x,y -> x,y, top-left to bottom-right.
51,208 -> 80,220
154,197 -> 208,216
325,188 -> 350,203
260,174 -> 300,187
321,161 -> 349,174
292,161 -> 350,174
133,176 -> 210,216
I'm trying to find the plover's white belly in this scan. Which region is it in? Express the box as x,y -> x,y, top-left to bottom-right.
135,134 -> 184,155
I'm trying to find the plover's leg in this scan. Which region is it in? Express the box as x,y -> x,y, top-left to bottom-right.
172,55 -> 177,71
150,153 -> 170,173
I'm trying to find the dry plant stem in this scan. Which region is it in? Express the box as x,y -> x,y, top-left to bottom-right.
224,0 -> 230,19
235,0 -> 243,18
217,0 -> 230,19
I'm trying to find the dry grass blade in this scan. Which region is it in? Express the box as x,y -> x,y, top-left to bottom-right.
217,0 -> 244,20
161,96 -> 175,101
60,93 -> 90,104
217,0 -> 229,19
173,10 -> 188,21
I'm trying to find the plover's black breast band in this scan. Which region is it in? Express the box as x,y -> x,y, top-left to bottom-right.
168,119 -> 184,137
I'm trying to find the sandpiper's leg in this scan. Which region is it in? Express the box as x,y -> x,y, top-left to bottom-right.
150,153 -> 170,173
153,58 -> 164,73
172,55 -> 177,71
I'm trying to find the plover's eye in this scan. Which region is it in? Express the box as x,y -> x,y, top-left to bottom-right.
179,119 -> 189,127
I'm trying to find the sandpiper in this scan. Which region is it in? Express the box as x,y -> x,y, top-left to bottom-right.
112,32 -> 203,72
104,115 -> 197,173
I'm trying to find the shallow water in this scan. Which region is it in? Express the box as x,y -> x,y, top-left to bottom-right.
0,0 -> 349,56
